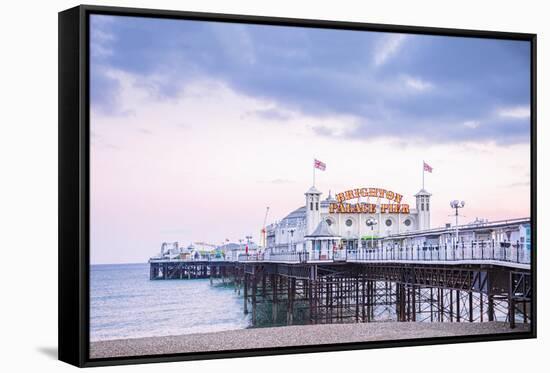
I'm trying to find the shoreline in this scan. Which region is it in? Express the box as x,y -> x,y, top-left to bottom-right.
90,321 -> 529,359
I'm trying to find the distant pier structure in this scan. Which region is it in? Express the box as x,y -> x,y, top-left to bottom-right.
149,218 -> 532,329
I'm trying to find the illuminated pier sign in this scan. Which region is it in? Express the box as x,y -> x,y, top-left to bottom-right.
330,187 -> 410,214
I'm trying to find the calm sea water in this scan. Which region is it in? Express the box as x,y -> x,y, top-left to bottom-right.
90,263 -> 250,342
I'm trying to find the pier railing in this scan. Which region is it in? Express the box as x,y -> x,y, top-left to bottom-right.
347,240 -> 530,264
239,252 -> 310,263
234,240 -> 530,266
150,240 -> 530,267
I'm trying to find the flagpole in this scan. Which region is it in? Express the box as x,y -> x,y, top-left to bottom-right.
422,161 -> 426,189
313,160 -> 316,187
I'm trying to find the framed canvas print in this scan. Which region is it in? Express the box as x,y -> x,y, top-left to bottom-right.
58,4 -> 537,367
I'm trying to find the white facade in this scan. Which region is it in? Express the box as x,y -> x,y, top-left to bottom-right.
267,185 -> 431,253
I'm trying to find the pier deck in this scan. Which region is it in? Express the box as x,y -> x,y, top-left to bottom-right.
149,246 -> 532,330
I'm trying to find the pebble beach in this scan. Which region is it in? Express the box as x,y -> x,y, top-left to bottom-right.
90,321 -> 529,359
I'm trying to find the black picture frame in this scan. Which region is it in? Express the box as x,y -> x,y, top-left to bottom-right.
58,4 -> 537,367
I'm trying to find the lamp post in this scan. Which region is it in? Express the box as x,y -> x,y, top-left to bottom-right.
449,200 -> 465,248
239,238 -> 244,257
366,218 -> 378,251
245,235 -> 252,256
289,228 -> 296,253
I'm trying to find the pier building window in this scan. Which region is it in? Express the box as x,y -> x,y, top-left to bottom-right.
426,202 -> 430,211
326,219 -> 333,226
385,219 -> 392,227
421,202 -> 424,211
310,202 -> 313,210
345,219 -> 353,227
404,219 -> 411,226
316,202 -> 319,211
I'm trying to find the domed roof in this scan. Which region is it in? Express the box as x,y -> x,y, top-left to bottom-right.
282,206 -> 306,220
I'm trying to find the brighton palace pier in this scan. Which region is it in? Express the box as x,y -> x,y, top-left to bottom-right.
265,186 -> 530,259
150,184 -> 533,330
266,186 -> 432,255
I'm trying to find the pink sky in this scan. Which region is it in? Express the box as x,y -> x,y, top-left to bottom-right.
90,71 -> 530,264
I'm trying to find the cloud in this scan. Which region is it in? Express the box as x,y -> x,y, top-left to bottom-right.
211,23 -> 256,65
248,107 -> 293,121
463,120 -> 480,129
90,17 -> 116,59
497,105 -> 530,119
403,75 -> 434,92
89,15 -> 531,145
311,117 -> 359,137
374,34 -> 407,67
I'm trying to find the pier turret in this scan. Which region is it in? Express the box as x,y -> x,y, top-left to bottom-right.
414,189 -> 432,231
305,186 -> 322,251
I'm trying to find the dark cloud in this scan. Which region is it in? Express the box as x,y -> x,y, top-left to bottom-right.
90,15 -> 531,144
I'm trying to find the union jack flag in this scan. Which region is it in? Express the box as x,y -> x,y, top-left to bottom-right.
314,159 -> 326,171
423,161 -> 433,173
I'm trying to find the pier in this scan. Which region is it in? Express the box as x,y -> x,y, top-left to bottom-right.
149,241 -> 532,329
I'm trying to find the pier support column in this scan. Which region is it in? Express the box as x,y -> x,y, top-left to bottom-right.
406,286 -> 411,321
396,283 -> 403,321
272,275 -> 278,324
361,277 -> 366,322
469,291 -> 474,322
488,294 -> 494,322
327,277 -> 331,323
308,279 -> 314,324
456,290 -> 461,322
252,274 -> 257,326
449,289 -> 454,322
508,274 -> 516,328
355,277 -> 360,322
437,288 -> 445,322
397,283 -> 402,321
287,278 -> 295,325
243,273 -> 249,315
480,292 -> 484,322
430,287 -> 434,322
372,280 -> 376,322
411,286 -> 418,321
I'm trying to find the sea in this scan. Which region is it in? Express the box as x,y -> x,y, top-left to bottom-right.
90,263 -> 250,342
90,263 -> 510,342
